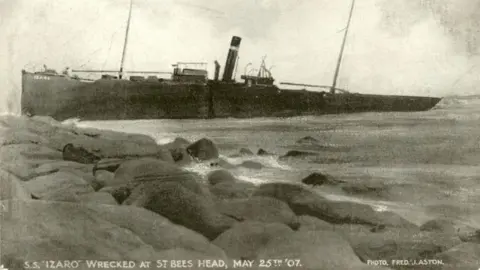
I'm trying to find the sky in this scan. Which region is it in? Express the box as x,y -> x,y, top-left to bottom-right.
1,0 -> 480,113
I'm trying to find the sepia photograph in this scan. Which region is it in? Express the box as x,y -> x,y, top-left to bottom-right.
1,0 -> 479,269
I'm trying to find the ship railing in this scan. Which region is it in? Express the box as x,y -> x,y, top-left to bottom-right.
280,82 -> 350,94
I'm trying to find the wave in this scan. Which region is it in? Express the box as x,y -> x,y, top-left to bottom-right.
433,95 -> 480,110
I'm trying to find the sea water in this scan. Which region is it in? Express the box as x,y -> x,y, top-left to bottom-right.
74,95 -> 480,228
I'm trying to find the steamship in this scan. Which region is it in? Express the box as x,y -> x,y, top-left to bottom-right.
20,0 -> 441,121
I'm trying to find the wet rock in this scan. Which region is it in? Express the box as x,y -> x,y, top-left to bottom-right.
217,197 -> 299,229
297,215 -> 334,231
124,181 -> 235,240
239,148 -> 254,155
253,182 -> 416,228
207,170 -> 237,186
257,230 -> 387,270
62,143 -> 101,164
301,172 -> 343,186
170,147 -> 193,164
295,136 -> 319,144
257,148 -> 271,156
280,150 -> 318,158
24,171 -> 94,199
213,221 -> 293,260
0,169 -> 30,200
210,181 -> 256,200
186,138 -> 219,161
340,181 -> 390,198
434,243 -> 480,269
238,160 -> 263,170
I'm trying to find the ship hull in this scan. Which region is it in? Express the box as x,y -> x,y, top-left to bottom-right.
21,71 -> 442,121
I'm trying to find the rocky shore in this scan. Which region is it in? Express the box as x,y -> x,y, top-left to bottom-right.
1,115 -> 479,270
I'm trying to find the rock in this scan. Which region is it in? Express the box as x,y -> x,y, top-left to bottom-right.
239,148 -> 254,155
280,150 -> 318,158
0,169 -> 31,200
340,181 -> 390,198
295,136 -> 319,144
62,143 -> 101,164
215,158 -> 236,169
297,215 -> 334,231
112,158 -> 207,196
343,226 -> 462,263
74,126 -> 158,146
301,172 -> 343,186
238,160 -> 263,170
1,199 -> 225,267
98,186 -> 131,204
253,182 -> 416,229
42,189 -> 81,202
94,170 -> 115,189
0,128 -> 49,146
34,161 -> 94,175
207,170 -> 237,186
459,229 -> 480,243
170,147 -> 193,164
0,143 -> 62,161
124,181 -> 235,240
217,197 -> 299,229
67,135 -> 170,161
210,181 -> 257,200
434,243 -> 480,270
213,221 -> 293,260
256,148 -> 271,156
93,158 -> 127,173
78,192 -> 118,205
186,138 -> 219,161
420,219 -> 457,234
257,230 -> 387,270
24,171 -> 94,199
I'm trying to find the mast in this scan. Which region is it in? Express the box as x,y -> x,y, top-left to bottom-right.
119,0 -> 133,79
330,0 -> 355,94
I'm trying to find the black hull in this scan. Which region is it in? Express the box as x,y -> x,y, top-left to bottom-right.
21,71 -> 442,121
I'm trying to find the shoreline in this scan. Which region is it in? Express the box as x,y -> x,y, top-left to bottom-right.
1,115 -> 478,270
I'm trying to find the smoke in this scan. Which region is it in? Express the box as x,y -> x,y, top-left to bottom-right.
1,0 -> 480,114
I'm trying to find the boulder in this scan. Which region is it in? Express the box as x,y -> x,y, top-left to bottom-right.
210,181 -> 257,200
239,147 -> 254,155
207,170 -> 237,186
0,169 -> 31,200
280,150 -> 318,158
34,160 -> 94,176
257,230 -> 389,270
0,128 -> 49,146
112,158 -> 207,196
420,218 -> 457,234
0,199 -> 225,268
212,221 -> 293,260
163,137 -> 191,150
253,182 -> 416,228
238,160 -> 263,170
170,147 -> 193,164
301,172 -> 344,186
62,143 -> 100,164
340,181 -> 390,198
98,186 -> 131,204
0,143 -> 62,161
124,181 -> 235,240
186,138 -> 219,161
24,171 -> 94,199
256,148 -> 271,156
217,197 -> 299,229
